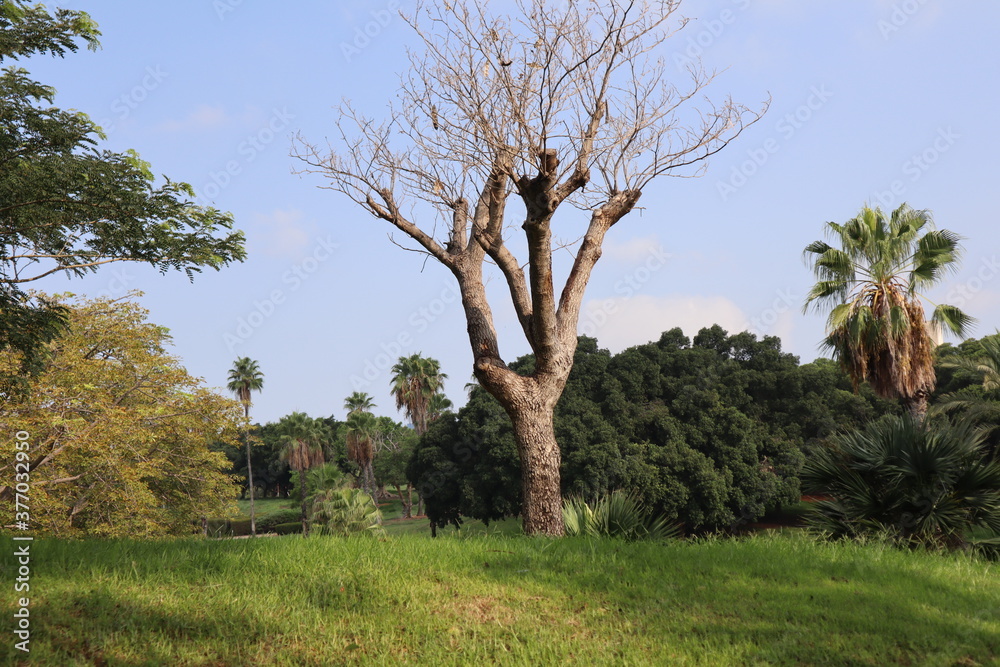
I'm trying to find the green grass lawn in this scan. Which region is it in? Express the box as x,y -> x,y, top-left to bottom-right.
3,532 -> 997,666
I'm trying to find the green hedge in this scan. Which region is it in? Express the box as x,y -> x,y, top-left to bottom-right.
257,509 -> 302,532
273,522 -> 303,535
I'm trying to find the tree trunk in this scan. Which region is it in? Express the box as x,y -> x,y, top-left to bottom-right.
300,471 -> 309,537
245,435 -> 256,536
405,483 -> 413,519
508,402 -> 564,536
904,390 -> 929,425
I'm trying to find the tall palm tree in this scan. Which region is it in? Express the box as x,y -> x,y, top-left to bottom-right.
390,353 -> 447,435
391,354 -> 447,517
277,412 -> 327,536
804,203 -> 972,422
345,410 -> 378,498
344,391 -> 376,416
227,357 -> 264,536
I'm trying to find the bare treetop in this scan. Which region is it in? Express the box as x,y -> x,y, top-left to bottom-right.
298,0 -> 764,258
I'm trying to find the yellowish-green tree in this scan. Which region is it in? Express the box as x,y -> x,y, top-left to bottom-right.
0,293 -> 242,537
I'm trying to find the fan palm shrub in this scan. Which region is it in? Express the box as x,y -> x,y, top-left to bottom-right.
802,414 -> 1000,554
562,490 -> 678,541
311,488 -> 385,537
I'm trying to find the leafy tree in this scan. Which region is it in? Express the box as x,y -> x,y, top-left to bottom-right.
227,357 -> 264,535
372,423 -> 419,518
296,0 -> 763,535
0,2 -> 245,397
410,328 -> 906,534
0,294 -> 242,536
804,204 -> 972,422
802,415 -> 1000,554
277,412 -> 328,536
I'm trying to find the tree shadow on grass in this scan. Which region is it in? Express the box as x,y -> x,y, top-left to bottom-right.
15,588 -> 283,667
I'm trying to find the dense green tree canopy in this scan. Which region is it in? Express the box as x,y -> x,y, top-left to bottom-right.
0,294 -> 243,536
0,2 -> 245,396
410,327 -> 898,533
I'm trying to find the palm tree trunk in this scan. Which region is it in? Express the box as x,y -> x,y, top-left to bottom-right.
245,433 -> 256,536
904,390 -> 930,425
300,471 -> 309,537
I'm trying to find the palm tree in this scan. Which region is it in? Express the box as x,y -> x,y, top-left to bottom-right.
390,353 -> 447,434
391,354 -> 447,517
345,410 -> 378,498
227,357 -> 264,536
428,392 -> 453,422
277,412 -> 327,536
344,391 -> 376,415
804,203 -> 973,422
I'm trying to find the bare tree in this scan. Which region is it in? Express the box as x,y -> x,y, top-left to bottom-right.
295,0 -> 766,536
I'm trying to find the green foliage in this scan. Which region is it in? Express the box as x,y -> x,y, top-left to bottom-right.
311,487 -> 385,537
411,328 -> 892,533
803,414 -> 1000,553
0,294 -> 242,537
562,490 -> 679,541
272,521 -> 303,535
255,509 -> 302,533
0,1 -> 245,395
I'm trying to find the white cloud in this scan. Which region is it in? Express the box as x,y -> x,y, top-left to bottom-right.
578,293 -> 749,352
156,104 -> 228,132
250,209 -> 313,258
603,235 -> 668,263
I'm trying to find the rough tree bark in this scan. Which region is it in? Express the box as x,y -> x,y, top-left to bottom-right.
295,0 -> 765,535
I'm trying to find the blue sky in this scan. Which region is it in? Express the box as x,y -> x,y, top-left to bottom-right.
24,0 -> 1000,425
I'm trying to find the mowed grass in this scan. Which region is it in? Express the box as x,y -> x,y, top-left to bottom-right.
2,532 -> 997,666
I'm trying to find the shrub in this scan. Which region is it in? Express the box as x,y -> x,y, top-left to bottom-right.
257,509 -> 302,533
802,415 -> 1000,553
312,488 -> 385,537
563,490 -> 679,541
273,522 -> 303,535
